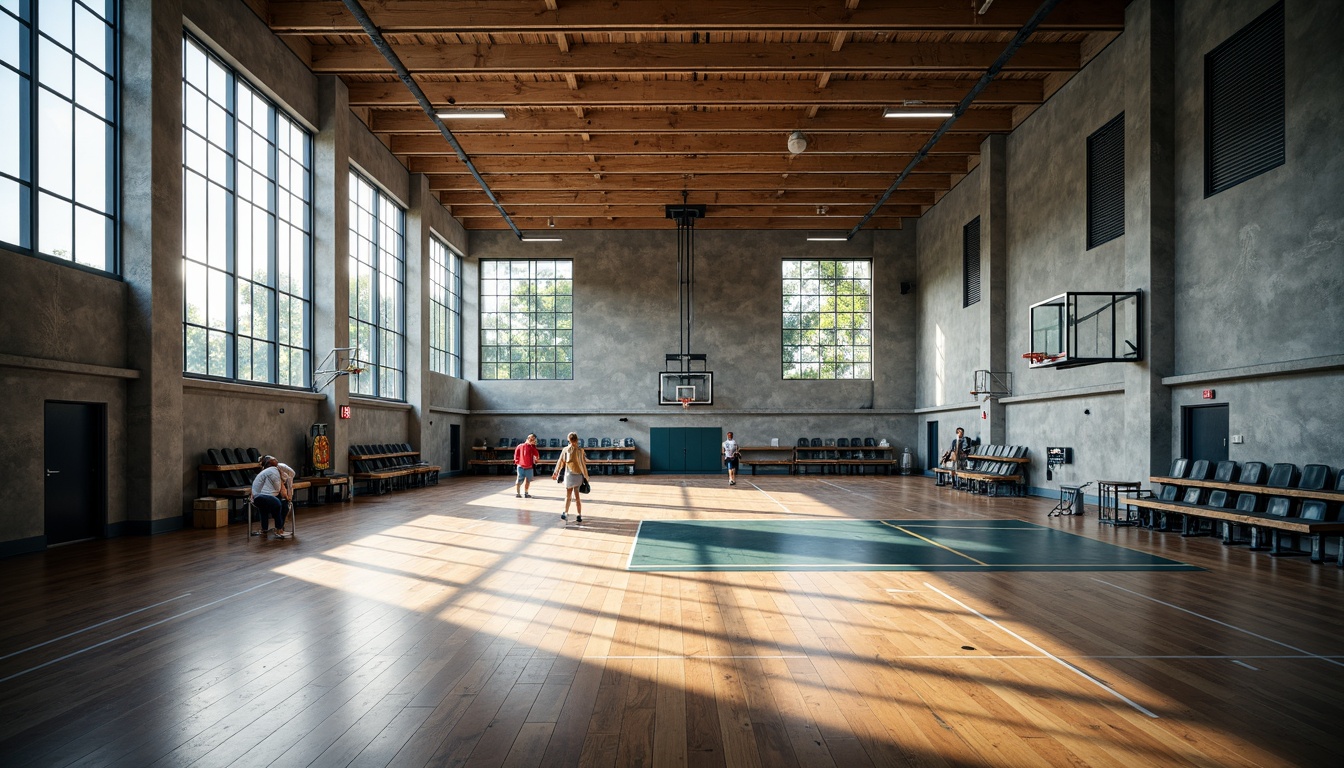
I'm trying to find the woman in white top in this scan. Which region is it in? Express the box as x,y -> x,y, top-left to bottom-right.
552,432 -> 591,524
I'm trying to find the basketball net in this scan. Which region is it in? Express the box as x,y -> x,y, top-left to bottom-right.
680,397 -> 692,410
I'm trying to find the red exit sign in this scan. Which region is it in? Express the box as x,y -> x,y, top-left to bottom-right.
339,404 -> 352,419
1202,389 -> 1216,399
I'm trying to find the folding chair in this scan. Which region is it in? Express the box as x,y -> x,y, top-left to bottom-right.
248,492 -> 297,539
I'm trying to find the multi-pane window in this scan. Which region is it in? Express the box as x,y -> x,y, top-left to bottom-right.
348,171 -> 406,399
182,35 -> 312,387
429,236 -> 463,377
0,1 -> 117,272
480,260 -> 573,380
782,260 -> 872,380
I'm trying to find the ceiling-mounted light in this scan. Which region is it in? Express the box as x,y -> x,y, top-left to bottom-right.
547,216 -> 556,228
806,234 -> 849,242
520,235 -> 563,242
787,130 -> 808,155
436,109 -> 507,119
883,108 -> 954,118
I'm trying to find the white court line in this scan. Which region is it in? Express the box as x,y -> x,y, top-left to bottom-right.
745,481 -> 794,514
625,520 -> 645,571
1231,660 -> 1260,671
0,577 -> 287,684
1094,579 -> 1344,669
922,581 -> 1160,718
0,592 -> 193,662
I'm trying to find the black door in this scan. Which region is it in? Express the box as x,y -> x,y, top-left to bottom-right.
44,402 -> 106,546
1183,404 -> 1229,464
650,427 -> 723,473
450,424 -> 461,472
926,421 -> 939,470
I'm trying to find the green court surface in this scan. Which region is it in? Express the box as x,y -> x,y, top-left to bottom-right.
627,519 -> 1201,572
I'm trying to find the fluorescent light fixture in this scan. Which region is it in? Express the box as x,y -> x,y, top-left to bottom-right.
883,108 -> 954,118
806,234 -> 849,242
520,236 -> 563,242
436,109 -> 507,119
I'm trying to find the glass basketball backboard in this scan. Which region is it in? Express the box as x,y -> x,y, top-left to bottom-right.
1027,291 -> 1142,369
659,371 -> 714,406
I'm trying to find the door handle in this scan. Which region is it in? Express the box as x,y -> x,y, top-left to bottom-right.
46,469 -> 61,477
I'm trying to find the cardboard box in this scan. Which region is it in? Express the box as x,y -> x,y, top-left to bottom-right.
193,497 -> 229,528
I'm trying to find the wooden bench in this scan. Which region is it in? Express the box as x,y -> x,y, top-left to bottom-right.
588,446 -> 637,475
947,450 -> 1031,496
1126,495 -> 1344,565
836,446 -> 897,475
350,444 -> 440,495
932,467 -> 955,486
956,469 -> 1023,496
197,461 -> 318,513
1131,472 -> 1344,563
739,446 -> 796,475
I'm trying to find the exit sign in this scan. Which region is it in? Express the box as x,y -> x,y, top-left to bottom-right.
339,404 -> 352,419
1202,389 -> 1216,399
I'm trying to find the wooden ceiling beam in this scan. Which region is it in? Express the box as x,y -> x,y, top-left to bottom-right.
448,204 -> 922,218
308,40 -> 1082,75
408,154 -> 970,175
459,216 -> 905,230
370,107 -> 1014,134
390,132 -> 986,156
269,1 -> 1125,34
438,189 -> 937,207
427,173 -> 952,191
346,77 -> 1043,108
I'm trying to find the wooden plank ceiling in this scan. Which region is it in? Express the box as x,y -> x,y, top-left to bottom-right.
263,0 -> 1125,232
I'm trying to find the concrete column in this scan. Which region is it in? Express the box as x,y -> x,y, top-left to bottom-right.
406,174 -> 431,450
313,76 -> 351,472
979,134 -> 1009,443
1124,0 -> 1177,479
122,0 -> 184,533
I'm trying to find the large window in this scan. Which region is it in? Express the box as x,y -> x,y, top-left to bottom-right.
348,171 -> 405,399
1205,1 -> 1284,197
782,260 -> 872,380
0,0 -> 117,272
429,236 -> 463,377
182,35 -> 312,387
480,260 -> 573,380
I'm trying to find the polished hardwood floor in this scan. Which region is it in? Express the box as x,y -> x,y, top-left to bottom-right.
1,474 -> 1341,767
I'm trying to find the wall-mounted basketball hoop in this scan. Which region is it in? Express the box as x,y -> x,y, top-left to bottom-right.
1027,290 -> 1142,369
313,347 -> 364,391
660,192 -> 715,407
969,370 -> 1012,401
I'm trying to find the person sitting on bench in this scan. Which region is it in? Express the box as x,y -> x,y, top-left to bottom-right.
252,455 -> 293,539
942,427 -> 973,469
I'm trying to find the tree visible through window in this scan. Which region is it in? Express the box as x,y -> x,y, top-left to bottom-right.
348,171 -> 406,399
480,260 -> 573,380
782,260 -> 872,380
429,236 -> 462,377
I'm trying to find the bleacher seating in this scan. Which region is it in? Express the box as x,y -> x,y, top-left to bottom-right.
349,443 -> 440,495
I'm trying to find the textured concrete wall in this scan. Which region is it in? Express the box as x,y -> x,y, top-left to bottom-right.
183,0 -> 317,127
348,402 -> 412,446
1173,0 -> 1344,372
0,249 -> 127,365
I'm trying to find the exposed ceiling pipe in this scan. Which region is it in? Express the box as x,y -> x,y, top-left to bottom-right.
338,0 -> 522,239
847,0 -> 1064,239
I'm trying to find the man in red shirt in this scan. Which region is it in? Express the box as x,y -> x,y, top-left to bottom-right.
513,433 -> 541,498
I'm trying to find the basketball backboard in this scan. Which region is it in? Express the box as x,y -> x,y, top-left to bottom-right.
1027,291 -> 1142,369
659,371 -> 714,406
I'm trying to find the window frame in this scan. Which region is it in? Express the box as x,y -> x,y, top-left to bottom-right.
1203,1 -> 1286,197
478,259 -> 574,381
347,170 -> 407,400
428,235 -> 463,378
1,0 -> 120,276
781,258 -> 874,381
181,32 -> 313,389
1086,112 -> 1125,250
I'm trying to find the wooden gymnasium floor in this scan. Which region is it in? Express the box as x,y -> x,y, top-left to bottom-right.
1,475 -> 1341,767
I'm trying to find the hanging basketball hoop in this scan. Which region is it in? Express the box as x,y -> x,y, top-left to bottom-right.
1022,351 -> 1063,365
680,397 -> 693,411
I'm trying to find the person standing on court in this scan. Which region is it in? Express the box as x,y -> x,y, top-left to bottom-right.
552,431 -> 591,523
513,433 -> 541,498
722,431 -> 741,486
